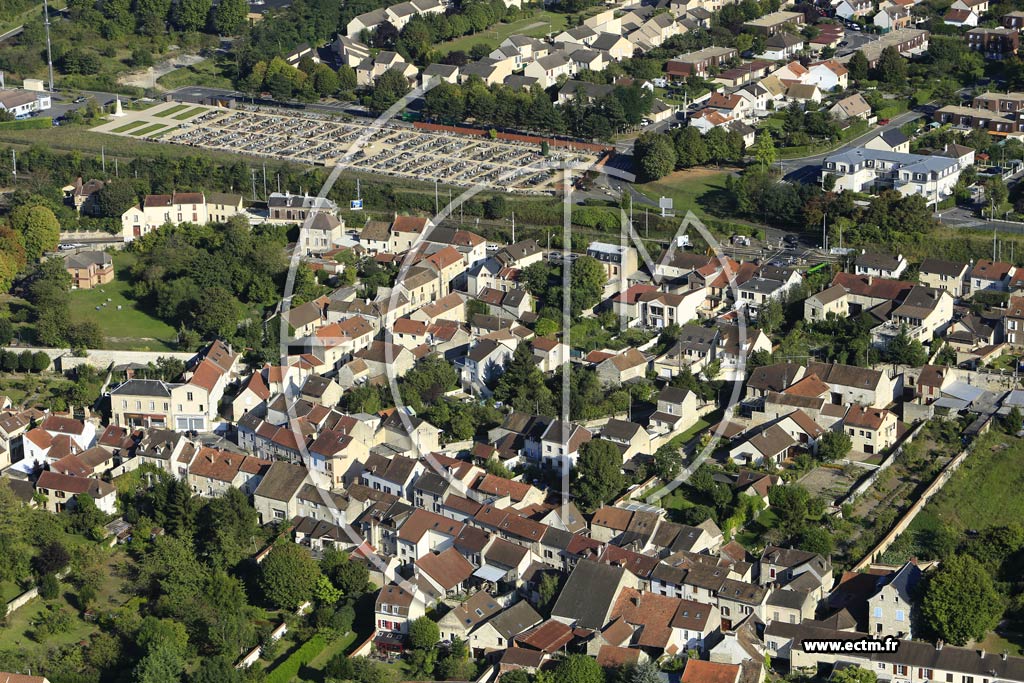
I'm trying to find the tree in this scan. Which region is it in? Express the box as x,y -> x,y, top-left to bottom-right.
847,50 -> 869,81
634,131 -> 676,182
32,351 -> 50,372
191,657 -> 244,683
39,572 -> 60,600
754,130 -> 776,169
921,554 -> 1004,645
570,255 -> 606,315
172,0 -> 210,31
886,325 -> 928,366
757,297 -> 784,336
985,175 -> 1010,217
876,46 -> 907,86
424,82 -> 466,122
213,0 -> 246,33
134,645 -> 184,683
408,616 -> 440,650
768,484 -> 812,536
10,205 -> 60,262
798,526 -> 834,556
573,439 -> 625,512
817,429 -> 852,463
652,443 -> 681,481
553,653 -> 605,683
371,68 -> 411,112
96,179 -> 142,218
310,63 -> 341,97
1005,406 -> 1023,434
258,542 -> 321,609
494,343 -> 554,414
623,662 -> 663,683
501,671 -> 531,683
832,667 -> 877,683
483,194 -> 507,219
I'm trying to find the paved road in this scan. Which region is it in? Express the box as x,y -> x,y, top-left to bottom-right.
939,206 -> 1024,235
778,108 -> 924,184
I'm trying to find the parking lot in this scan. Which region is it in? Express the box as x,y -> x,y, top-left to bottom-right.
93,103 -> 600,194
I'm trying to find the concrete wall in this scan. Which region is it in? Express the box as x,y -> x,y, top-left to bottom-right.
1,346 -> 195,373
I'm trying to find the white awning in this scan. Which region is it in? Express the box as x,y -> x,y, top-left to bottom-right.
473,565 -> 507,582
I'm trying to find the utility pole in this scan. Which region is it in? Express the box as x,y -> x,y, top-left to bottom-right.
511,212 -> 515,243
251,170 -> 257,201
42,0 -> 54,92
262,163 -> 267,199
434,179 -> 439,214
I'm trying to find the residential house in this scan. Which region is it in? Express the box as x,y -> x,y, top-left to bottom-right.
35,471 -> 117,514
65,251 -> 114,289
743,11 -> 804,36
648,385 -> 699,435
665,47 -> 737,80
595,348 -> 648,386
760,33 -> 805,61
120,191 -> 244,242
868,561 -> 921,638
375,583 -> 426,635
843,405 -> 899,455
921,258 -> 966,296
864,129 -> 911,154
967,27 -> 1019,58
970,259 -> 1016,294
806,360 -> 900,408
855,252 -> 908,279
821,148 -> 961,205
829,93 -> 872,121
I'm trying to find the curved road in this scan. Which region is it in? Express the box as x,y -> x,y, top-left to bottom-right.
777,108 -> 924,184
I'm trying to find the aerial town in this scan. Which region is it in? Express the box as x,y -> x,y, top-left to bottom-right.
1,0 -> 1024,679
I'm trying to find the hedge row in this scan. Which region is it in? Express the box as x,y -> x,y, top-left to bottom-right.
0,117 -> 52,130
264,634 -> 327,683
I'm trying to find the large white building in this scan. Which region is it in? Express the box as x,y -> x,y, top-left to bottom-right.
0,89 -> 51,117
121,192 -> 244,242
821,148 -> 961,205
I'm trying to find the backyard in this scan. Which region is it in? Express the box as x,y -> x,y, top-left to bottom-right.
908,432 -> 1024,536
67,251 -> 179,352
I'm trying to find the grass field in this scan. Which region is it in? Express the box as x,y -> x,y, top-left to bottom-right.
436,10 -> 569,54
909,434 -> 1024,535
155,103 -> 190,118
130,123 -> 167,137
112,120 -> 147,134
734,509 -> 780,549
157,58 -> 235,90
68,252 -> 178,352
296,631 -> 359,680
173,106 -> 208,121
635,167 -> 736,220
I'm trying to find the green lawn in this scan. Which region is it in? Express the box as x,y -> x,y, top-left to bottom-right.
157,59 -> 235,91
130,123 -> 168,137
0,372 -> 76,407
909,434 -> 1024,534
154,103 -> 190,118
734,509 -> 780,549
635,167 -> 735,220
297,631 -> 358,680
173,106 -> 208,121
436,11 -> 568,54
68,252 -> 178,351
112,120 -> 147,134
